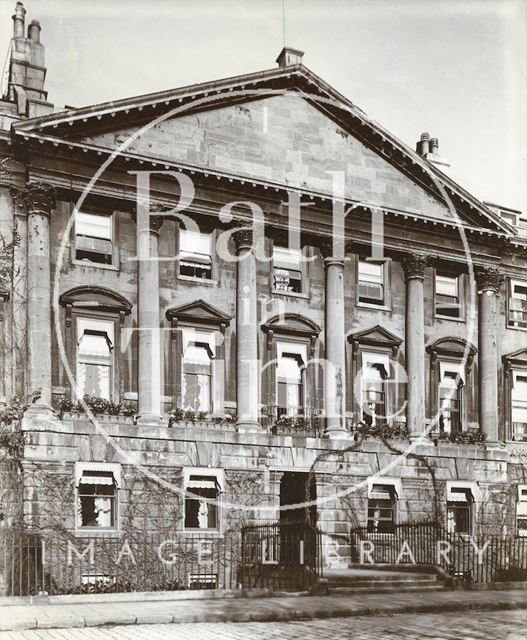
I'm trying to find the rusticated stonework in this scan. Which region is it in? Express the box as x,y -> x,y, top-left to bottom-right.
475,266 -> 504,294
402,252 -> 428,280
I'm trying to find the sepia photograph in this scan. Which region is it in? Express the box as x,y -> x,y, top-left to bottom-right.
0,0 -> 526,638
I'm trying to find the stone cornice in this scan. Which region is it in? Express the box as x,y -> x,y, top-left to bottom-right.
402,252 -> 428,280
475,266 -> 504,294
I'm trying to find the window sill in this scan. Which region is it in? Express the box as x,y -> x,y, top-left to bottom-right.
434,313 -> 466,323
183,529 -> 223,537
271,289 -> 309,300
74,528 -> 121,537
357,301 -> 391,312
178,274 -> 218,286
506,324 -> 527,332
72,258 -> 119,272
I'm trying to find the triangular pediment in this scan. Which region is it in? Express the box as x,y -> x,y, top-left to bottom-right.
503,347 -> 527,366
165,299 -> 231,328
348,324 -> 403,351
13,64 -> 512,235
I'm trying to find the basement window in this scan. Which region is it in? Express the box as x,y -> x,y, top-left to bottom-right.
517,485 -> 527,537
367,483 -> 397,533
76,469 -> 118,530
446,487 -> 473,535
184,470 -> 222,531
75,211 -> 114,265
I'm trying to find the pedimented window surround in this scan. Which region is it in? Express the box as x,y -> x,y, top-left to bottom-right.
347,325 -> 403,425
503,348 -> 527,442
58,286 -> 133,403
426,337 -> 478,432
166,299 -> 232,414
261,313 -> 321,424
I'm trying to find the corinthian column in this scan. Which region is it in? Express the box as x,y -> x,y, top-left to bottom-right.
324,253 -> 348,439
137,210 -> 164,426
24,182 -> 55,414
402,253 -> 428,442
233,228 -> 260,432
476,266 -> 503,445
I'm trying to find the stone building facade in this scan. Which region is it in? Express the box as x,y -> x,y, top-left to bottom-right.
1,4 -> 527,569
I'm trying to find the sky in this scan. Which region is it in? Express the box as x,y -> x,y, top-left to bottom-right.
0,0 -> 525,213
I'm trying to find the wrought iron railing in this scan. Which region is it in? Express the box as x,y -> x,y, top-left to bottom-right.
349,520 -> 527,583
240,521 -> 323,591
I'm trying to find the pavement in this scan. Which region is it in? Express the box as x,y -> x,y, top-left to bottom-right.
1,588 -> 527,632
1,609 -> 526,640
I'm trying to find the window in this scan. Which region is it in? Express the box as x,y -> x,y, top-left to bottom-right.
75,211 -> 113,265
358,260 -> 385,306
272,245 -> 303,293
435,272 -> 461,318
276,343 -> 306,417
181,330 -> 214,413
438,363 -> 463,434
361,353 -> 389,426
508,280 -> 527,329
511,371 -> 527,442
367,484 -> 397,533
517,485 -> 527,537
184,469 -> 222,531
76,467 -> 119,530
76,318 -> 114,400
179,229 -> 212,279
446,486 -> 473,535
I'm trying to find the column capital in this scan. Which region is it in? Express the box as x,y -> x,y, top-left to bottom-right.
149,215 -> 165,234
323,256 -> 345,269
9,185 -> 28,214
402,252 -> 428,280
19,182 -> 56,216
232,227 -> 253,253
475,266 -> 504,294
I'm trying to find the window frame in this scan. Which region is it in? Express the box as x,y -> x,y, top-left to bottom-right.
176,223 -> 217,285
366,478 -> 400,534
275,341 -> 307,418
72,207 -> 119,271
360,352 -> 390,427
75,317 -> 115,402
74,462 -> 121,535
180,329 -> 215,414
446,484 -> 474,536
507,278 -> 527,331
517,484 -> 527,537
356,257 -> 390,310
433,269 -> 465,321
270,238 -> 311,299
183,467 -> 224,534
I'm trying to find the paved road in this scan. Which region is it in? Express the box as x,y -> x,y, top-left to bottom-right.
0,610 -> 525,640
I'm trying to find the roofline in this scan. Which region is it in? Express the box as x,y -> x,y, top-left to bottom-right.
11,62 -> 513,234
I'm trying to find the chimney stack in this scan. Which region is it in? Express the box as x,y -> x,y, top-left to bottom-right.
7,2 -> 53,117
415,132 -> 450,174
276,46 -> 305,68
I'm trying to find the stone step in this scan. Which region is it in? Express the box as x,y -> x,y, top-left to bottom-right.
329,583 -> 445,595
325,571 -> 439,585
326,576 -> 441,590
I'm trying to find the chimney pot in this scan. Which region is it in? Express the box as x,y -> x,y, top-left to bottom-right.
429,137 -> 439,154
12,2 -> 26,38
276,46 -> 305,68
416,131 -> 430,157
28,19 -> 41,42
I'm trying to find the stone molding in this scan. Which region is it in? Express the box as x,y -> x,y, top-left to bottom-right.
475,266 -> 504,294
402,252 -> 427,280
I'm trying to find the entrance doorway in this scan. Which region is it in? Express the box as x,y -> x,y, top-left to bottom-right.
279,471 -> 317,525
